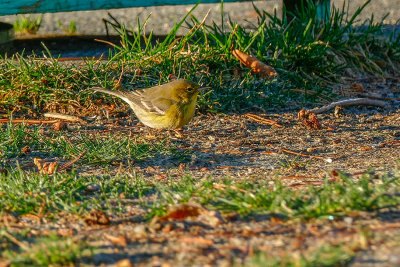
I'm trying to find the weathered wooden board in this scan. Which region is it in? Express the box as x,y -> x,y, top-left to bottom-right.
0,0 -> 251,16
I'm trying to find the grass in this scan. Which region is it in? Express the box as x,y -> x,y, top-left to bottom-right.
1,161 -> 399,264
1,231 -> 93,266
0,123 -> 175,165
246,244 -> 354,267
147,171 -> 400,219
57,20 -> 77,35
0,120 -> 399,265
1,1 -> 400,265
1,1 -> 399,117
13,15 -> 43,34
1,147 -> 399,219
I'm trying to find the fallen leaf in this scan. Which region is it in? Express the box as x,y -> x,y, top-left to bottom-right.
33,158 -> 58,175
57,228 -> 76,237
160,203 -> 202,221
84,210 -> 110,225
159,203 -> 224,227
330,169 -> 339,177
53,121 -> 67,131
199,209 -> 224,227
288,183 -> 306,187
374,59 -> 386,68
104,103 -> 115,111
348,83 -> 364,92
21,146 -> 31,155
168,74 -> 178,80
270,216 -> 284,224
104,233 -> 128,247
297,109 -> 321,130
334,106 -> 343,118
232,49 -> 277,78
0,213 -> 18,224
113,79 -> 122,89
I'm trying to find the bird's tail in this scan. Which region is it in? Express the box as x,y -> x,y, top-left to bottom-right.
89,87 -> 128,99
89,87 -> 136,109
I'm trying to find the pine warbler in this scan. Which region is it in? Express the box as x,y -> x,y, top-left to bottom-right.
90,79 -> 206,129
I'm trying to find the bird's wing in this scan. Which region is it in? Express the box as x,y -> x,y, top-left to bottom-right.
146,98 -> 176,116
90,87 -> 174,116
127,89 -> 175,116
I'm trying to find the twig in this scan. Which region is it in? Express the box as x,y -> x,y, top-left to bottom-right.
58,150 -> 87,171
310,98 -> 388,114
245,113 -> 282,127
116,62 -> 125,87
0,118 -> 58,124
95,38 -> 118,48
378,140 -> 400,148
57,56 -> 104,62
44,112 -> 86,123
359,93 -> 400,101
1,230 -> 29,250
187,8 -> 211,36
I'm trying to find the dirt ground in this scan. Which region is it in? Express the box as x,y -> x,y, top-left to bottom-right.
84,75 -> 400,182
9,75 -> 398,266
1,1 -> 400,265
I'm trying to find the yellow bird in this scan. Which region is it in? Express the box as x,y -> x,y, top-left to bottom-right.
90,79 -> 206,129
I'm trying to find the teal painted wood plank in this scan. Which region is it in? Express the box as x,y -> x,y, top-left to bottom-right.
0,0 -> 250,16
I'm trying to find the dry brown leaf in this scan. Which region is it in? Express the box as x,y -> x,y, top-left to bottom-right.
84,210 -> 110,225
33,158 -> 58,175
53,121 -> 67,131
289,183 -> 306,187
297,109 -> 321,130
104,103 -> 115,112
57,228 -> 77,237
232,49 -> 277,78
349,83 -> 364,92
104,233 -> 128,247
330,169 -> 339,177
21,146 -> 31,155
374,59 -> 387,69
334,106 -> 343,118
113,79 -> 122,89
159,203 -> 224,227
160,203 -> 202,221
270,216 -> 284,224
0,213 -> 18,224
199,209 -> 224,227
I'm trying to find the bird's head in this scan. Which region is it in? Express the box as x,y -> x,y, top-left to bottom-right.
172,79 -> 208,103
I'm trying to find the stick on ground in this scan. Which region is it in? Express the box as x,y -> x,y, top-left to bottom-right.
310,98 -> 388,114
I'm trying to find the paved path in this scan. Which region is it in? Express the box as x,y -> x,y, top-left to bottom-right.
0,0 -> 399,36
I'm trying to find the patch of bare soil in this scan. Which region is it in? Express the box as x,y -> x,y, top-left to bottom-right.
3,76 -> 400,266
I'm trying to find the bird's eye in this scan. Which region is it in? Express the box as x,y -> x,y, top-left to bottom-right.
187,87 -> 194,92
